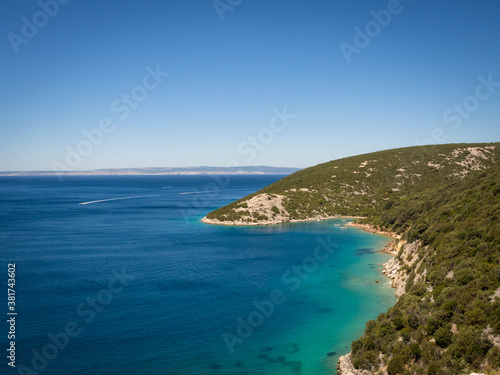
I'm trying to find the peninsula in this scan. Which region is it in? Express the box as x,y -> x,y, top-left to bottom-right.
203,142 -> 500,374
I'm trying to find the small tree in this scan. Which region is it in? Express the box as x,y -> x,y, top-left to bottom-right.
387,355 -> 405,375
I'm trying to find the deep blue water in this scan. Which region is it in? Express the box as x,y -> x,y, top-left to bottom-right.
0,175 -> 395,375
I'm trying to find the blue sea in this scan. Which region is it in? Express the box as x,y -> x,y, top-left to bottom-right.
0,175 -> 395,375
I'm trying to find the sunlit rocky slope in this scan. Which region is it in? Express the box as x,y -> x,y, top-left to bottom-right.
203,143 -> 498,225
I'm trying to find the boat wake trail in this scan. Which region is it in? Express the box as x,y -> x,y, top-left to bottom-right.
179,191 -> 218,195
79,195 -> 160,205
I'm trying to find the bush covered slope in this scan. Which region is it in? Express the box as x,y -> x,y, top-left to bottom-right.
204,143 -> 498,224
349,160 -> 500,374
205,142 -> 500,373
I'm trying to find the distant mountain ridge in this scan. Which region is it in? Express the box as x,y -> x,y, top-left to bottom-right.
0,166 -> 301,176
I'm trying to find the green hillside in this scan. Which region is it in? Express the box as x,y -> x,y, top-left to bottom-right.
205,143 -> 499,224
349,160 -> 500,374
204,142 -> 500,373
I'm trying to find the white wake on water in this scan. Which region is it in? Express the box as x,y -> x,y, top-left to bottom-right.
79,195 -> 160,205
179,191 -> 219,195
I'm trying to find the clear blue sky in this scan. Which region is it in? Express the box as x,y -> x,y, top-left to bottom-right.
1,0 -> 499,171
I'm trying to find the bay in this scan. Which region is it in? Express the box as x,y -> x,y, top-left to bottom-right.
0,175 -> 395,375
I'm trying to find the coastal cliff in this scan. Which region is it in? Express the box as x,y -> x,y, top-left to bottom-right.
204,143 -> 500,373
336,232 -> 495,375
335,236 -> 419,374
334,163 -> 500,374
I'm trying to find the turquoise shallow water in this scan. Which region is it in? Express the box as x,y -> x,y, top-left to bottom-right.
0,175 -> 395,375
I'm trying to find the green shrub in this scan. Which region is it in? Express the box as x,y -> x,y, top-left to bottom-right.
426,362 -> 441,375
387,355 -> 406,375
432,283 -> 445,299
364,335 -> 376,351
434,327 -> 452,348
351,338 -> 363,355
487,346 -> 500,367
442,300 -> 458,318
393,315 -> 405,330
405,273 -> 415,293
410,343 -> 422,360
465,307 -> 487,326
352,350 -> 378,370
426,316 -> 441,335
410,282 -> 427,297
400,328 -> 411,342
408,314 -> 420,329
456,269 -> 474,285
449,327 -> 492,365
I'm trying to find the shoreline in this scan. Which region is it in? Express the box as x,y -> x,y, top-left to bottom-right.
336,224 -> 412,375
343,222 -> 401,241
200,215 -> 366,226
202,213 -> 403,374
